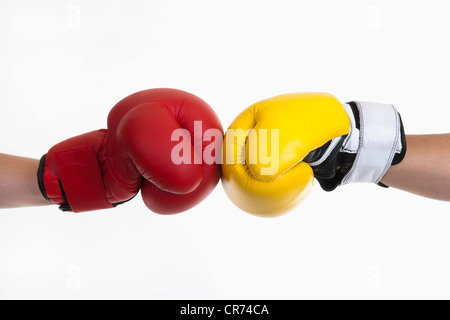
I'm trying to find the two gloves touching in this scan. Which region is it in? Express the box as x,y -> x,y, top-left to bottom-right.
39,89 -> 406,218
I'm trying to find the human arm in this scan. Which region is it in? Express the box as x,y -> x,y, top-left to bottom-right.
0,153 -> 50,208
381,134 -> 450,201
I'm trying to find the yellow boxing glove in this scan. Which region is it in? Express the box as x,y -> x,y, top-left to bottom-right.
222,93 -> 350,217
222,93 -> 406,217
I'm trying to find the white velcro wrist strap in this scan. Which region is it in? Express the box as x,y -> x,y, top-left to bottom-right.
342,101 -> 402,184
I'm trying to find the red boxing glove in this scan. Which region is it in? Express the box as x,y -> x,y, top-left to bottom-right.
38,88 -> 223,214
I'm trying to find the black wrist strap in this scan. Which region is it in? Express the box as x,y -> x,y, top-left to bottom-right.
37,154 -> 51,202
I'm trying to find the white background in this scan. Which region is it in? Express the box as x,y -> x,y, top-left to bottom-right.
1,0 -> 450,300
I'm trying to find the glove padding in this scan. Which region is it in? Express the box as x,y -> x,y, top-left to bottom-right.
38,88 -> 223,214
221,93 -> 350,217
